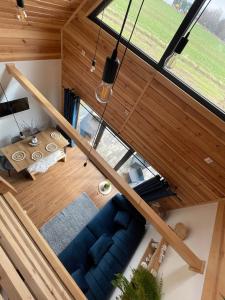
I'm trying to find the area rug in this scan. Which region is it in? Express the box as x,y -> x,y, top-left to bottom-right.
40,192 -> 99,255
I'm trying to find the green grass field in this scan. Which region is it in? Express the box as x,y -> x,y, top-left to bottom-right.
101,0 -> 225,110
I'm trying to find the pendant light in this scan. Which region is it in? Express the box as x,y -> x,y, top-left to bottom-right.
90,5 -> 105,73
164,0 -> 212,70
95,0 -> 132,104
164,33 -> 189,69
16,0 -> 27,22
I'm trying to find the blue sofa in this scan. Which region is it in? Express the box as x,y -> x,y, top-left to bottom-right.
58,193 -> 146,300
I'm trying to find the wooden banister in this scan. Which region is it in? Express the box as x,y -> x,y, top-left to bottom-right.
0,176 -> 17,194
6,63 -> 205,274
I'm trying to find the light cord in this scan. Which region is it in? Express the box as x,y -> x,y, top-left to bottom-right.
0,82 -> 23,136
113,0 -> 145,89
188,0 -> 212,34
91,2 -> 105,66
115,0 -> 133,51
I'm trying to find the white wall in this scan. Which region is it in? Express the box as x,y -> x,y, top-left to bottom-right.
0,59 -> 61,147
111,203 -> 217,300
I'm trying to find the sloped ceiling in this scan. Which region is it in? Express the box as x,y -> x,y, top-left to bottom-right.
0,0 -> 83,61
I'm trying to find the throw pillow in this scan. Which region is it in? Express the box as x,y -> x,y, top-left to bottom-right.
114,210 -> 130,228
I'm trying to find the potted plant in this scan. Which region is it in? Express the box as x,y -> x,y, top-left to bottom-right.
98,180 -> 112,195
112,266 -> 162,300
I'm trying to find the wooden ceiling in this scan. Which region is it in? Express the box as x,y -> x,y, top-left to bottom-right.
0,0 -> 82,29
0,0 -> 84,61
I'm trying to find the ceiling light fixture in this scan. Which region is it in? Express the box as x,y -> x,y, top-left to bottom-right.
164,0 -> 212,69
95,0 -> 132,104
16,0 -> 27,22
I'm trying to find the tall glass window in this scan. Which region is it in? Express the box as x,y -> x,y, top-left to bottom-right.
93,0 -> 225,119
77,100 -> 159,185
166,0 -> 225,112
99,0 -> 192,62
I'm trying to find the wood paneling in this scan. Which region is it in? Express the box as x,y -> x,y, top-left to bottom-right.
201,202 -> 225,300
0,0 -> 84,61
62,15 -> 225,209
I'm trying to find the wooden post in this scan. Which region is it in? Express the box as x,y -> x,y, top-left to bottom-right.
6,63 -> 205,274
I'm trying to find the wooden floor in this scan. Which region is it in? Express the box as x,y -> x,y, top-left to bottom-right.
2,147 -> 117,228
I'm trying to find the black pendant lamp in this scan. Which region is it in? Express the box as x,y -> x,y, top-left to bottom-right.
95,0 -> 132,104
164,0 -> 212,69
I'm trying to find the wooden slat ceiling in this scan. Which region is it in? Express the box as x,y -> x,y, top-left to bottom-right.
0,0 -> 81,29
0,0 -> 84,61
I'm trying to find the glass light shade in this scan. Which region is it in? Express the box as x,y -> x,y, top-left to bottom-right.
17,7 -> 27,21
164,53 -> 178,69
95,81 -> 113,104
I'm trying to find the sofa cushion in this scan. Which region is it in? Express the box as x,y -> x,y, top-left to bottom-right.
112,194 -> 146,225
85,270 -> 105,300
71,268 -> 88,293
58,227 -> 96,273
114,210 -> 130,228
88,234 -> 113,265
109,243 -> 130,266
87,200 -> 117,238
97,252 -> 123,283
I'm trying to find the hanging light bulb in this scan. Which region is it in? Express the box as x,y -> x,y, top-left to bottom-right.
164,32 -> 190,70
16,0 -> 27,22
90,59 -> 96,73
95,0 -> 132,104
95,49 -> 120,104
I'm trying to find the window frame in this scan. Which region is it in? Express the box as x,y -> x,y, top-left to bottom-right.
77,100 -> 158,178
89,0 -> 225,122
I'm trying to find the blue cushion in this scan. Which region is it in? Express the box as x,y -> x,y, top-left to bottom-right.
87,201 -> 117,238
71,268 -> 88,293
97,252 -> 123,282
88,234 -> 113,265
114,210 -> 130,228
85,270 -> 105,300
109,243 -> 129,266
58,227 -> 96,273
112,194 -> 146,224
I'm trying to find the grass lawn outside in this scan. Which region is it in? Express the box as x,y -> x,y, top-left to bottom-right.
99,0 -> 225,111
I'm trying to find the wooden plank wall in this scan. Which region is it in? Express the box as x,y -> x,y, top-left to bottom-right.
0,0 -> 83,61
62,11 -> 225,210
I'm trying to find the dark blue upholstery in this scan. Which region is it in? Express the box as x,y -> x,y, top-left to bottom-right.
114,210 -> 130,228
58,194 -> 146,300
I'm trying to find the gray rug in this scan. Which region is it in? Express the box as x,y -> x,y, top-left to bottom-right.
40,192 -> 99,255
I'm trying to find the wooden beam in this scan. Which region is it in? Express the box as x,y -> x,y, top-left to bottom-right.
63,0 -> 88,29
0,176 -> 17,194
201,202 -> 225,300
6,63 -> 205,274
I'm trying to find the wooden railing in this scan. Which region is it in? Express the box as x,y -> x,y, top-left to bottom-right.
0,192 -> 86,300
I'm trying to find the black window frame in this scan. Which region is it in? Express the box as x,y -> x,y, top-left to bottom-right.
89,0 -> 225,122
77,100 -> 158,178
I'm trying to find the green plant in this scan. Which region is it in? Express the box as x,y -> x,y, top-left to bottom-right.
112,266 -> 162,300
103,181 -> 111,190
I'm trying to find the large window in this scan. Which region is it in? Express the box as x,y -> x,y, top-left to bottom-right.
91,0 -> 225,119
167,0 -> 225,111
99,0 -> 191,62
77,100 -> 159,186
